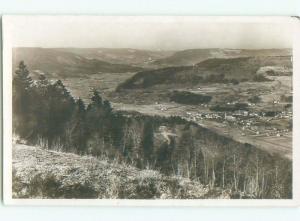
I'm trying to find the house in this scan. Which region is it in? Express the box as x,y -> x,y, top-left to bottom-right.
225,113 -> 236,122
233,110 -> 249,116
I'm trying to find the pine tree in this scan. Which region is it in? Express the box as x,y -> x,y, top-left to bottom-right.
13,61 -> 33,90
12,61 -> 34,138
85,89 -> 115,156
90,89 -> 102,107
31,77 -> 75,148
86,89 -> 105,129
68,98 -> 87,153
46,79 -> 75,148
103,100 -> 112,113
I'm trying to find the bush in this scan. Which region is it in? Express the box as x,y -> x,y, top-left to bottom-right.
230,79 -> 239,85
248,95 -> 261,103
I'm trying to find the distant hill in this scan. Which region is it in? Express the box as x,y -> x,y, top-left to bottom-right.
13,47 -> 292,82
117,55 -> 292,90
13,48 -> 144,78
153,48 -> 292,67
54,48 -> 174,67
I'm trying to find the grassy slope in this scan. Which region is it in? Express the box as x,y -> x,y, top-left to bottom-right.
12,144 -> 228,199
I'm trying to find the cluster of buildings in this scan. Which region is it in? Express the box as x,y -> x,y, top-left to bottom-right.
185,110 -> 250,122
184,108 -> 292,137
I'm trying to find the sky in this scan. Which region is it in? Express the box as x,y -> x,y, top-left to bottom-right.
4,16 -> 294,50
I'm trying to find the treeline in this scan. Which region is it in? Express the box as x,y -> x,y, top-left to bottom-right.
116,67 -> 245,90
13,61 -> 292,199
210,102 -> 249,112
280,95 -> 293,103
170,91 -> 212,105
116,64 -> 272,91
266,69 -> 292,76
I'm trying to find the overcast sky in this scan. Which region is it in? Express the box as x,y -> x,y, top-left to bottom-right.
4,16 -> 294,50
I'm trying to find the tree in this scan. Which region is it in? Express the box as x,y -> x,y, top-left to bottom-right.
86,89 -> 103,130
46,80 -> 75,148
248,95 -> 261,104
141,120 -> 154,168
12,61 -> 34,138
67,98 -> 87,153
103,100 -> 112,113
230,79 -> 239,85
13,61 -> 33,90
85,89 -> 113,156
31,77 -> 75,148
90,89 -> 102,107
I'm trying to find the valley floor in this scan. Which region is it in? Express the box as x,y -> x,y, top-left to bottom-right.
112,102 -> 292,159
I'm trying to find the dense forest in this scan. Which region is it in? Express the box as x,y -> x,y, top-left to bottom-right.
115,56 -> 289,91
13,61 -> 292,199
169,91 -> 212,105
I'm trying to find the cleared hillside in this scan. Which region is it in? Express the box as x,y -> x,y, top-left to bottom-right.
12,144 -> 230,199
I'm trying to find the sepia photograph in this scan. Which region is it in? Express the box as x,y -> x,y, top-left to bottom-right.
2,16 -> 299,205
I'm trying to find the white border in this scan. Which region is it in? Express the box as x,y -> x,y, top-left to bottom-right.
2,16 -> 300,206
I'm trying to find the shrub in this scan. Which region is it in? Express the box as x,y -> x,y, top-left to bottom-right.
248,95 -> 261,103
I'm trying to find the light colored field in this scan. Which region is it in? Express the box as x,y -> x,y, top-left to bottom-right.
61,72 -> 137,103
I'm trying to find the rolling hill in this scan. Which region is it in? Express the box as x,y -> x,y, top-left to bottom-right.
117,55 -> 292,90
153,48 -> 292,67
13,48 -> 144,78
54,48 -> 174,67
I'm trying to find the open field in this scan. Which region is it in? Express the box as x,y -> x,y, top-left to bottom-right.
59,72 -> 137,103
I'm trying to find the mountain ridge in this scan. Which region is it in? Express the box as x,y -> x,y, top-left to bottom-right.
117,55 -> 292,90
13,47 -> 144,78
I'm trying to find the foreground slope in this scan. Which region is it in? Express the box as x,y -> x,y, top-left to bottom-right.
12,144 -> 230,199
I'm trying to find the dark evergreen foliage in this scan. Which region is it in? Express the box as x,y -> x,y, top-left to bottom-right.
12,61 -> 34,138
170,91 -> 212,105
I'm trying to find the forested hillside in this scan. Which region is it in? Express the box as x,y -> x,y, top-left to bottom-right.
117,56 -> 291,90
13,61 -> 292,199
